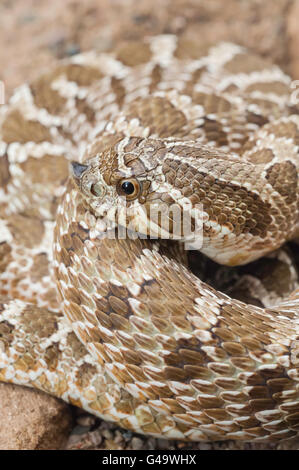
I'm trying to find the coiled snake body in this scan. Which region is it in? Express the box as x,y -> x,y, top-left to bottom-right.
1,35 -> 299,442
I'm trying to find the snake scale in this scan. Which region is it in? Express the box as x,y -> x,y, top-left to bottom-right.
1,34 -> 299,443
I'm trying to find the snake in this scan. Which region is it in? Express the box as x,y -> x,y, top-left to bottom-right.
1,34 -> 299,443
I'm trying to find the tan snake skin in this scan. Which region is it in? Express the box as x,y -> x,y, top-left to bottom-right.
1,35 -> 299,442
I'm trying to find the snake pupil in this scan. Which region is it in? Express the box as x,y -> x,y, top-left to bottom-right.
121,181 -> 135,195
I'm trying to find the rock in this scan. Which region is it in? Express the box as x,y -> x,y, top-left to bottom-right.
0,383 -> 72,450
131,437 -> 144,450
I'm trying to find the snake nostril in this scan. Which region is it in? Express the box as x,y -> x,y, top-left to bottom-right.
90,182 -> 105,197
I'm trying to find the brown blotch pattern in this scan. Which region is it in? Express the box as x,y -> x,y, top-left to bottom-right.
66,332 -> 88,361
0,320 -> 15,350
265,120 -> 299,145
2,110 -> 52,144
162,158 -> 273,237
55,64 -> 103,87
44,343 -> 60,370
31,75 -> 67,115
149,65 -> 163,94
75,363 -> 98,389
245,81 -> 290,96
224,53 -> 271,74
0,242 -> 12,275
29,253 -> 50,283
246,111 -> 269,129
7,214 -> 45,249
75,97 -> 96,123
193,92 -> 232,115
20,154 -> 69,185
115,41 -> 152,67
183,67 -> 207,97
125,97 -> 187,138
0,154 -> 11,192
174,38 -> 211,61
202,118 -> 229,147
110,77 -> 126,108
247,148 -> 275,164
266,161 -> 297,204
21,305 -> 59,339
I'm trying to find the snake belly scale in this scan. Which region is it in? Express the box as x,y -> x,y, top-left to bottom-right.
0,35 -> 299,442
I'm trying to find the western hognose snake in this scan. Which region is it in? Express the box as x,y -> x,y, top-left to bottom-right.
0,35 -> 299,442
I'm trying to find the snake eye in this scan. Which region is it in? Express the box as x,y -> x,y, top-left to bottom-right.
117,178 -> 141,201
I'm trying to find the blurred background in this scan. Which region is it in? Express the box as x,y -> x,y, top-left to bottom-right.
0,0 -> 299,99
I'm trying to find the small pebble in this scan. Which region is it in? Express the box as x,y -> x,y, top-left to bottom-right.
131,437 -> 144,450
121,430 -> 133,440
71,425 -> 91,436
89,430 -> 103,447
77,415 -> 96,427
114,431 -> 124,444
147,438 -> 156,450
66,433 -> 84,448
102,429 -> 113,440
198,442 -> 212,450
157,438 -> 173,450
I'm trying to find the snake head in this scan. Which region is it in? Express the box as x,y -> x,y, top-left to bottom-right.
69,142 -> 155,236
69,136 -> 200,241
